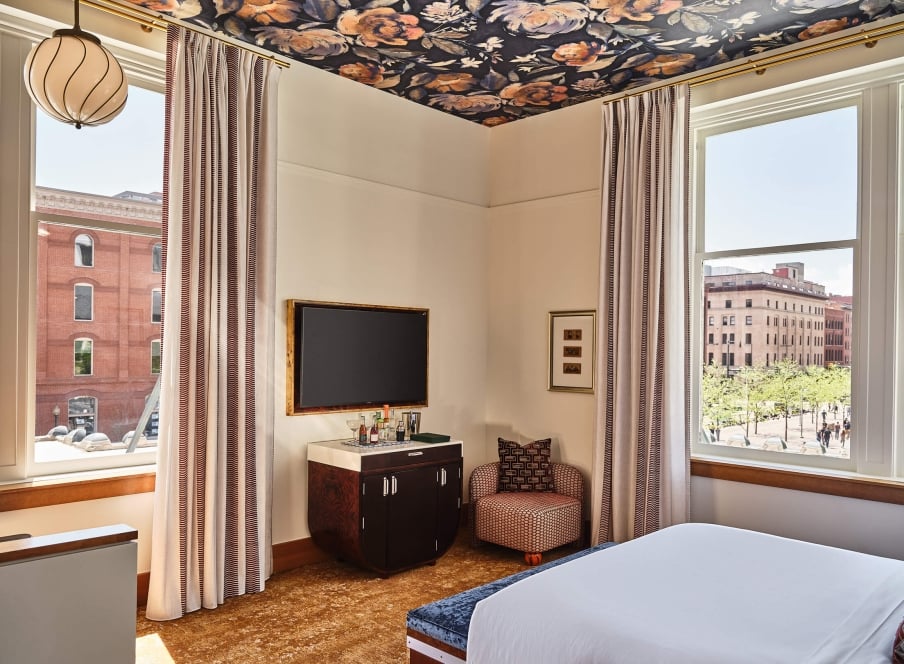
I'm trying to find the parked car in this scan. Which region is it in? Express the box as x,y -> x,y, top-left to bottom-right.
726,433 -> 751,447
762,436 -> 787,451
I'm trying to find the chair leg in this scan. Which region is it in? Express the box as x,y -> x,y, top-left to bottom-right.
524,552 -> 542,566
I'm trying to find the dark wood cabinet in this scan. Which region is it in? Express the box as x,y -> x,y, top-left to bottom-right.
308,440 -> 462,575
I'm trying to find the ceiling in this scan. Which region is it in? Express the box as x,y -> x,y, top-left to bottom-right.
124,0 -> 902,125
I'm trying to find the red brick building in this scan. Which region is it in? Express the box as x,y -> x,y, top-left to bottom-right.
34,187 -> 162,442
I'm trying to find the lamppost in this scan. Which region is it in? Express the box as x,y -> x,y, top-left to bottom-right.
52,404 -> 60,427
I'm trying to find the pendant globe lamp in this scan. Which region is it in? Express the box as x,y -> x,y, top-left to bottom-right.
23,0 -> 128,129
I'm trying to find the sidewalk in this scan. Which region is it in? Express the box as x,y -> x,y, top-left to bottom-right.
712,411 -> 850,459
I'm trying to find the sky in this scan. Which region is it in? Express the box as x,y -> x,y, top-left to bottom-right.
35,85 -> 164,197
703,105 -> 857,297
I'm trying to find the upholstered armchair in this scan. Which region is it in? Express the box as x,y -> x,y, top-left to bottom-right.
470,461 -> 584,565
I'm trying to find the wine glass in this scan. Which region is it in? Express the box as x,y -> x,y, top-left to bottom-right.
346,418 -> 361,443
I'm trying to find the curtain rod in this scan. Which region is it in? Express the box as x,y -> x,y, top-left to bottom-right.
79,0 -> 291,68
603,18 -> 904,103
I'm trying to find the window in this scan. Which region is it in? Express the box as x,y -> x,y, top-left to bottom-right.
745,299 -> 752,308
745,333 -> 752,345
729,316 -> 735,325
74,234 -> 94,267
74,284 -> 93,321
725,299 -> 732,308
708,333 -> 714,344
152,243 -> 162,273
151,340 -> 161,374
692,62 -> 902,483
722,316 -> 728,325
74,339 -> 93,376
0,40 -> 167,479
745,316 -> 752,325
67,396 -> 97,435
151,289 -> 162,323
708,316 -> 714,326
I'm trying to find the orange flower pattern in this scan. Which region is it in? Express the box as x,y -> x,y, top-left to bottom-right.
339,61 -> 385,85
125,0 -> 901,125
337,8 -> 425,47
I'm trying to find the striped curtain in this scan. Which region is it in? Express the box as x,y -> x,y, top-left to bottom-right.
146,26 -> 279,621
591,85 -> 691,546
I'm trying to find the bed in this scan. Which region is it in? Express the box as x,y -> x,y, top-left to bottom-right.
407,523 -> 904,663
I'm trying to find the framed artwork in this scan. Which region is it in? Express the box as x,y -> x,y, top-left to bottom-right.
548,310 -> 596,393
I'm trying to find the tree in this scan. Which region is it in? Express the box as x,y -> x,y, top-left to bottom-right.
701,364 -> 741,438
760,360 -> 804,442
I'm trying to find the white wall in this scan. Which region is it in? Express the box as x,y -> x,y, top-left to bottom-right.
487,30 -> 904,558
272,63 -> 490,545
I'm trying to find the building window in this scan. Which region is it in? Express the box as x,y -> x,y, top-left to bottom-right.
725,299 -> 732,308
745,333 -> 752,345
691,67 -> 896,478
152,289 -> 162,323
729,315 -> 735,325
152,243 -> 162,273
74,338 -> 93,376
745,299 -> 752,308
708,316 -> 714,326
745,315 -> 752,325
708,333 -> 714,344
74,234 -> 94,267
721,316 -> 728,325
67,396 -> 97,435
74,284 -> 93,321
151,339 -> 161,374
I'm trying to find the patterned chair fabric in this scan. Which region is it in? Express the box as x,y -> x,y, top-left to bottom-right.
469,461 -> 584,563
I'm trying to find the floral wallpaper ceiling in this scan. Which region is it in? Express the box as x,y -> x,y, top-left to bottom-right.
127,0 -> 902,125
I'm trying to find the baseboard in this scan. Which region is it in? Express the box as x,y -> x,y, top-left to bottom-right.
272,536 -> 331,574
137,571 -> 149,607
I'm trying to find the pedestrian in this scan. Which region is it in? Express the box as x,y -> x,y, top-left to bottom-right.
834,422 -> 840,440
822,409 -> 827,423
840,427 -> 847,447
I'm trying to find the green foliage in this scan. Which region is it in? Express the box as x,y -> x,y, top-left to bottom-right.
700,361 -> 851,441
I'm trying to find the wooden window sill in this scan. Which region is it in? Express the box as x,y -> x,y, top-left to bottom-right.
691,457 -> 904,506
0,471 -> 155,512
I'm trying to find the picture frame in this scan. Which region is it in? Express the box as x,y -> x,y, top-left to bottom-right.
548,310 -> 596,393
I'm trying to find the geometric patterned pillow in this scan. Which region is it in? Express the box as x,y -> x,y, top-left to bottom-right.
497,437 -> 554,492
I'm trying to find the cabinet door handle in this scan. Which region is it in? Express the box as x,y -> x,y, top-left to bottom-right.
391,476 -> 398,495
383,476 -> 389,497
440,468 -> 447,486
407,451 -> 424,457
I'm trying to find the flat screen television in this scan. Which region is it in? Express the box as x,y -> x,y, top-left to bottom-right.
287,300 -> 429,414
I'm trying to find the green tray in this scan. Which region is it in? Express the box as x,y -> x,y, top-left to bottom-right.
410,432 -> 451,443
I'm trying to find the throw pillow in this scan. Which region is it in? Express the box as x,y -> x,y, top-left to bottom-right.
497,437 -> 554,492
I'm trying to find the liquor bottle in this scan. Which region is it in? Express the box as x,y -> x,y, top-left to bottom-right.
382,404 -> 390,420
358,415 -> 367,445
369,414 -> 379,444
396,418 -> 405,442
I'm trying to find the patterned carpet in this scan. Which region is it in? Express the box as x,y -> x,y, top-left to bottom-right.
136,531 -> 575,663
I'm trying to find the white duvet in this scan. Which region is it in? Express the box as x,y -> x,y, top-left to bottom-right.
467,523 -> 904,663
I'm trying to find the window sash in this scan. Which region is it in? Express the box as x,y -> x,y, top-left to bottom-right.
690,69 -> 902,480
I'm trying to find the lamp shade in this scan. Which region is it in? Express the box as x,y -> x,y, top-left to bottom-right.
24,28 -> 128,129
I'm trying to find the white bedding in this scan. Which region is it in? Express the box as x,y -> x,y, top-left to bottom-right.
467,523 -> 904,663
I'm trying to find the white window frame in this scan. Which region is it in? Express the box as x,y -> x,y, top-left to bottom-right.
0,9 -> 165,481
690,60 -> 903,480
74,233 -> 94,267
73,338 -> 94,377
73,283 -> 94,321
151,339 -> 161,375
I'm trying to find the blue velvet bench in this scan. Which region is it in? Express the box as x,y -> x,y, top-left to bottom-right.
406,542 -> 617,663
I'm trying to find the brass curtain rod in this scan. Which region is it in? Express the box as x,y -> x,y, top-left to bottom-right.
604,18 -> 904,103
79,0 -> 291,68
